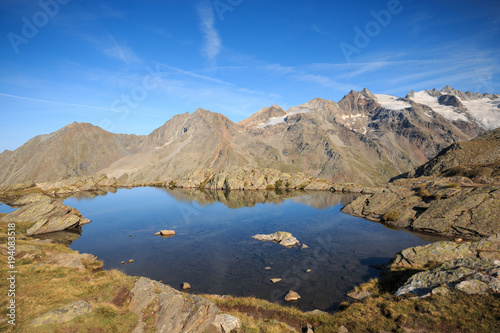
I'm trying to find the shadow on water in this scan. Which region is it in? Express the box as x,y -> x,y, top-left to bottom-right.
40,187 -> 447,312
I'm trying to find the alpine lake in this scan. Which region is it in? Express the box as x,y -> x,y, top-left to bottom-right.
30,187 -> 445,312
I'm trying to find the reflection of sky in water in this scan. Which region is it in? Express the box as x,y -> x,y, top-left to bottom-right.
0,203 -> 16,214
63,187 -> 444,312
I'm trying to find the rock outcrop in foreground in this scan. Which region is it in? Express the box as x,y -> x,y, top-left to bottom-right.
395,257 -> 500,297
129,277 -> 218,333
387,233 -> 500,271
384,233 -> 500,297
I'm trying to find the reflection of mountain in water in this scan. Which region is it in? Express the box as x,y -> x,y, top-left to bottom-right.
59,187 -> 118,201
290,192 -> 356,209
164,188 -> 354,209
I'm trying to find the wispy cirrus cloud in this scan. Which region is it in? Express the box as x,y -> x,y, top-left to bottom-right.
103,34 -> 141,64
196,1 -> 222,64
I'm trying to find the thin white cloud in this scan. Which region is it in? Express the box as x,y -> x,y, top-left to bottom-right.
310,25 -> 329,35
163,64 -> 234,86
196,1 -> 222,64
103,34 -> 140,64
0,92 -> 117,111
104,45 -> 140,64
0,92 -> 162,117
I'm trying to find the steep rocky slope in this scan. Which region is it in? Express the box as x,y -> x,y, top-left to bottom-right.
341,127 -> 500,239
414,128 -> 500,180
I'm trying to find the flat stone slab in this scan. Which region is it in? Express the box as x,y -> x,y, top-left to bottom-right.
30,300 -> 92,327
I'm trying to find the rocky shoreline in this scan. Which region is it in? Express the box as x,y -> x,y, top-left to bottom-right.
1,168 -> 500,331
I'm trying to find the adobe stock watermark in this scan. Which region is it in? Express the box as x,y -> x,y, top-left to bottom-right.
212,0 -> 243,21
6,223 -> 17,326
339,0 -> 413,62
99,64 -> 168,132
7,0 -> 71,54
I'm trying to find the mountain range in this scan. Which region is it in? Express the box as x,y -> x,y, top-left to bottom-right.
0,86 -> 498,186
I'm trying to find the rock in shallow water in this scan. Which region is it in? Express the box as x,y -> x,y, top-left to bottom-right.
284,290 -> 301,302
252,231 -> 300,247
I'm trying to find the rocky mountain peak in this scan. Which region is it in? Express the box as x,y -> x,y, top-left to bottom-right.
361,88 -> 376,100
238,105 -> 287,129
438,95 -> 464,109
406,90 -> 415,99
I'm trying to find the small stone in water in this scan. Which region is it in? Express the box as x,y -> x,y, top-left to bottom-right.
128,259 -> 134,263
285,290 -> 301,302
264,266 -> 272,270
182,282 -> 191,290
270,278 -> 282,283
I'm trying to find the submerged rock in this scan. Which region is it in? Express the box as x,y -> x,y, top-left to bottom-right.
347,291 -> 372,301
252,231 -> 300,247
0,199 -> 90,236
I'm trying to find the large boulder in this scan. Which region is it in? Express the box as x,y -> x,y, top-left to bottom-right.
395,257 -> 500,297
129,277 -> 218,333
387,233 -> 500,271
0,199 -> 90,236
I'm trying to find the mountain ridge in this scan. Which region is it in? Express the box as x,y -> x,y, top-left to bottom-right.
0,86 -> 498,186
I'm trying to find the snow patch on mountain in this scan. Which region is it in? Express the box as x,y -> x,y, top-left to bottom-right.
374,94 -> 411,110
461,98 -> 500,130
410,91 -> 469,122
409,90 -> 500,129
257,105 -> 313,128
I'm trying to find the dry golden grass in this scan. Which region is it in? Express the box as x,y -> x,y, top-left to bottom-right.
1,218 -> 500,333
0,222 -> 137,333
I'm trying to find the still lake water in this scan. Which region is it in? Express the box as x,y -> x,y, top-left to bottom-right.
61,187 -> 441,311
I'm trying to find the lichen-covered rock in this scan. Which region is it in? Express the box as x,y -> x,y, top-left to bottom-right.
207,314 -> 241,333
387,233 -> 500,271
0,199 -> 90,236
129,277 -> 217,333
413,187 -> 500,237
455,280 -> 489,294
395,257 -> 500,297
342,184 -> 500,238
30,300 -> 93,327
12,193 -> 51,206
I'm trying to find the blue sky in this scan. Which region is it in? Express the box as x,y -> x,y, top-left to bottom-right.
1,0 -> 499,151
